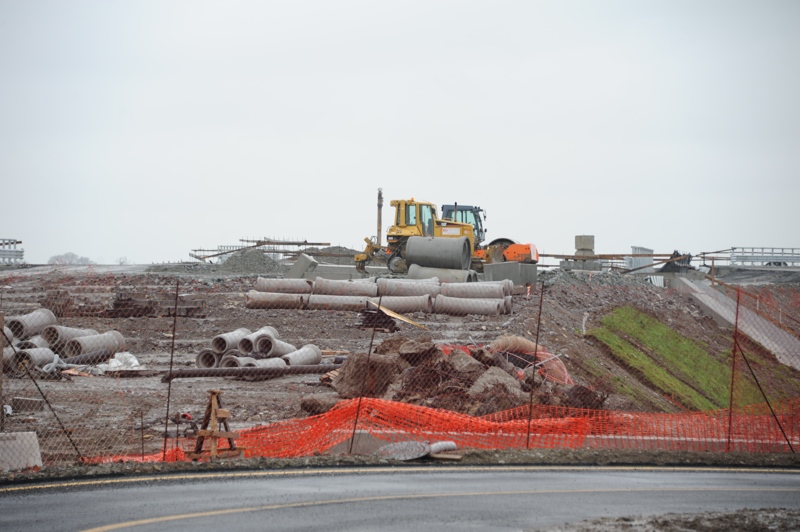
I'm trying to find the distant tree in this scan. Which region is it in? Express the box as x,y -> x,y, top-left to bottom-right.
117,256 -> 129,265
47,252 -> 95,265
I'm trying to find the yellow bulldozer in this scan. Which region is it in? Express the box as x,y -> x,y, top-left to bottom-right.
355,190 -> 538,273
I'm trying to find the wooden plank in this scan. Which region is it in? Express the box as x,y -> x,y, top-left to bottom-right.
197,430 -> 239,439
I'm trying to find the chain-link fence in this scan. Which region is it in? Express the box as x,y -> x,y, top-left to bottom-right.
1,266 -> 798,471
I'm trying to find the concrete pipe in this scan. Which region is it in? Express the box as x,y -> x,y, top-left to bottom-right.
3,346 -> 15,371
16,335 -> 49,350
281,344 -> 322,366
408,264 -> 478,283
376,278 -> 441,297
238,326 -> 280,354
254,357 -> 287,369
62,349 -> 116,365
211,328 -> 251,354
63,331 -> 126,358
41,325 -> 99,352
218,354 -> 242,368
368,295 -> 433,314
195,348 -> 220,369
432,295 -> 502,316
13,348 -> 56,371
503,295 -> 513,315
245,291 -> 305,310
2,326 -> 12,347
313,277 -> 378,297
7,308 -> 57,340
483,279 -> 514,296
254,277 -> 313,294
307,294 -> 369,312
405,236 -> 471,270
440,282 -> 505,299
255,334 -> 297,358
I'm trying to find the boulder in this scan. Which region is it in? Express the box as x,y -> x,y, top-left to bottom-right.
468,366 -> 526,402
332,352 -> 410,398
300,394 -> 341,415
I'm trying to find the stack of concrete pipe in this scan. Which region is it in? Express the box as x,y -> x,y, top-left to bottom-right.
244,274 -> 513,316
195,325 -> 323,370
2,308 -> 125,373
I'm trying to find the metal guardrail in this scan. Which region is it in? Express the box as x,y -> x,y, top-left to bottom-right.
0,238 -> 24,264
730,247 -> 800,266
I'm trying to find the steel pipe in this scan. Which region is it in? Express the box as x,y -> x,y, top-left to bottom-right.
41,325 -> 99,352
7,308 -> 57,340
405,236 -> 471,270
376,278 -> 441,297
440,282 -> 505,299
368,295 -> 433,314
161,364 -> 343,382
63,331 -> 126,358
408,264 -> 478,283
238,326 -> 280,354
312,277 -> 378,297
432,295 -> 502,316
281,344 -> 322,366
245,291 -> 306,309
307,294 -> 369,311
254,277 -> 313,294
211,328 -> 251,354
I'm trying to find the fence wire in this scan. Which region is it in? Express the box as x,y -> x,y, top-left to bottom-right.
0,267 -> 798,471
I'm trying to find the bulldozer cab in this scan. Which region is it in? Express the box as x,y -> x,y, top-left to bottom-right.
441,204 -> 486,248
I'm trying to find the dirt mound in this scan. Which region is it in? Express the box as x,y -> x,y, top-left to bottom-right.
219,248 -> 286,275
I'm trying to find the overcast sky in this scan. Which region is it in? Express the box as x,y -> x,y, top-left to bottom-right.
1,1 -> 798,265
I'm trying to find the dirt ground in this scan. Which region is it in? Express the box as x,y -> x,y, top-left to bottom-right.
1,257 -> 798,479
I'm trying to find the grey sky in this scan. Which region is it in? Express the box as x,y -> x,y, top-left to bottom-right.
2,1 -> 798,264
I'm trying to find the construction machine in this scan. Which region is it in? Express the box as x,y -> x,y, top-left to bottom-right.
355,192 -> 538,273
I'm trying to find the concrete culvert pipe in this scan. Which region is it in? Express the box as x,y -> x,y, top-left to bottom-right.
368,295 -> 433,314
3,346 -> 15,371
195,348 -> 220,368
376,278 -> 441,297
41,325 -> 99,352
440,282 -> 505,299
2,326 -> 12,347
7,308 -> 57,340
211,328 -> 251,354
405,236 -> 471,270
16,335 -> 49,350
281,344 -> 322,366
433,295 -> 502,316
313,277 -> 378,297
218,354 -> 242,368
254,357 -> 287,369
238,326 -> 280,354
64,331 -> 126,358
408,264 -> 478,283
14,348 -> 56,371
255,334 -> 297,358
504,295 -> 513,315
307,294 -> 369,311
254,277 -> 313,294
245,291 -> 305,310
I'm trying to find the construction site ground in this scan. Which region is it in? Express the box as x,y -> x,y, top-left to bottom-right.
1,253 -> 799,484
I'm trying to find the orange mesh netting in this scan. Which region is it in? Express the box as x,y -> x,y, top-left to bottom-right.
90,396 -> 798,463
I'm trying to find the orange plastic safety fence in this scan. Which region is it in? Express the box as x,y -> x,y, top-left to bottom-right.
90,396 -> 798,463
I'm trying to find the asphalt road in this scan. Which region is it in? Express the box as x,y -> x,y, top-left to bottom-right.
1,466 -> 799,531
